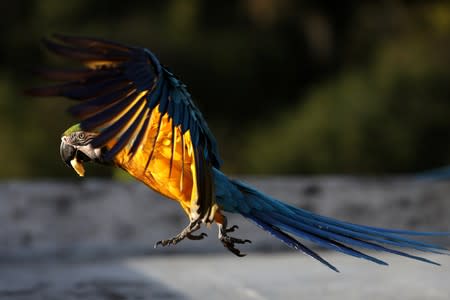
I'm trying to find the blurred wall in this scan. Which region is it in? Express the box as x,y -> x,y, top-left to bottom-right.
2,177 -> 449,260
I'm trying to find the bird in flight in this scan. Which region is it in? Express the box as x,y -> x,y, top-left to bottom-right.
28,35 -> 448,272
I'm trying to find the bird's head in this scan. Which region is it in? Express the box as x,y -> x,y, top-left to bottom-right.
60,124 -> 103,177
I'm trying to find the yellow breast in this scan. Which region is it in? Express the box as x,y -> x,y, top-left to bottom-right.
111,107 -> 198,216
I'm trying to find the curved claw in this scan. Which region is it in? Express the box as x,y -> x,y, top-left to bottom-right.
217,217 -> 251,257
220,238 -> 251,257
154,239 -> 169,248
226,244 -> 247,257
221,235 -> 252,245
226,225 -> 239,233
187,232 -> 208,240
154,219 -> 204,248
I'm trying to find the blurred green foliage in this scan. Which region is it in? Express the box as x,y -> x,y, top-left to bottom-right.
1,0 -> 449,178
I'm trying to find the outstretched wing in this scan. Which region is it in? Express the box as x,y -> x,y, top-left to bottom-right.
29,34 -> 222,222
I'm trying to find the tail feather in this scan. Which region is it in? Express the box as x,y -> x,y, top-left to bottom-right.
230,180 -> 449,270
416,166 -> 450,181
288,207 -> 449,253
256,212 -> 390,266
355,223 -> 450,236
243,213 -> 340,272
267,211 -> 440,265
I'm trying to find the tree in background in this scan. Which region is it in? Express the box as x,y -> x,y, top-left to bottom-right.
1,0 -> 449,177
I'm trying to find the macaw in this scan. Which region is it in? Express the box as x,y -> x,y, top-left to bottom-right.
28,35 -> 449,272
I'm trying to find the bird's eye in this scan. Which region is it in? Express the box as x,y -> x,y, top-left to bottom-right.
77,132 -> 86,140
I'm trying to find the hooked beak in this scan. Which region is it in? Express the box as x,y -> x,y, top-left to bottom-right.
60,140 -> 85,177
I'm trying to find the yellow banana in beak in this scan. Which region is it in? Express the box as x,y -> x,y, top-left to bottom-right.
70,158 -> 85,177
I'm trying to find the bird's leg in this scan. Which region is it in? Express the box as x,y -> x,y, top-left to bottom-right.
217,215 -> 251,257
154,218 -> 207,247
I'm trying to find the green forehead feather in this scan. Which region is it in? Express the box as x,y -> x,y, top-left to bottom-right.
62,123 -> 82,137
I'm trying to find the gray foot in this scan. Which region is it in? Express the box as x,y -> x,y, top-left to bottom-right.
155,219 -> 207,248
218,218 -> 251,257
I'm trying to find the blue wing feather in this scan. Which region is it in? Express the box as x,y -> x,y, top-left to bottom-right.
172,92 -> 183,125
42,37 -> 128,62
104,106 -> 148,161
90,97 -> 145,148
69,86 -> 132,117
157,82 -> 170,114
182,104 -> 190,133
31,34 -> 222,169
129,114 -> 150,156
79,92 -> 137,130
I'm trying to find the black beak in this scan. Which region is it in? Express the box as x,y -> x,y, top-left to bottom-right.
60,140 -> 76,168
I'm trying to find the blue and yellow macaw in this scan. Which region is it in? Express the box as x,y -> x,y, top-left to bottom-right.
29,35 -> 448,271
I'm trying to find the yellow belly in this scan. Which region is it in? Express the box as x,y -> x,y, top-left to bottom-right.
111,108 -> 198,216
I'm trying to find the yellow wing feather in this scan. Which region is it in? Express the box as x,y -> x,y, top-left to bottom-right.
110,105 -> 208,219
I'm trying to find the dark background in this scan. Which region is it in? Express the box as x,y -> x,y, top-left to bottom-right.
1,0 -> 449,178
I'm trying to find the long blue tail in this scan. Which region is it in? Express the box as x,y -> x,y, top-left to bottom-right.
417,165 -> 450,181
220,177 -> 449,272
